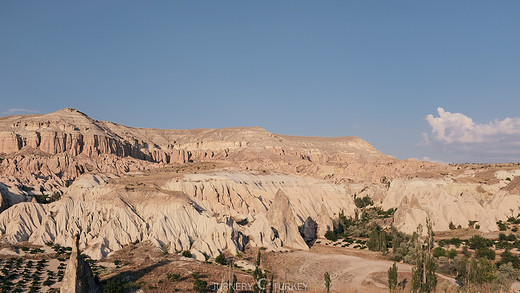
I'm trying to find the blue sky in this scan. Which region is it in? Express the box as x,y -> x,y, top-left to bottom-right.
1,1 -> 519,163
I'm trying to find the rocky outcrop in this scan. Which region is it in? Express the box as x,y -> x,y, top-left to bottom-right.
383,175 -> 520,234
0,108 -> 450,188
5,108 -> 520,263
60,234 -> 100,293
0,171 -> 353,259
266,190 -> 309,250
299,217 -> 318,245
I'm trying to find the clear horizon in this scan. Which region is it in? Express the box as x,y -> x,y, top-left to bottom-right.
1,1 -> 519,163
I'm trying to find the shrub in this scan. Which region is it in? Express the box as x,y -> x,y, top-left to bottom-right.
449,221 -> 456,230
354,195 -> 373,209
215,253 -> 227,265
65,179 -> 74,187
469,235 -> 493,250
495,262 -> 518,289
433,247 -> 446,258
498,250 -> 520,269
103,280 -> 124,293
182,251 -> 192,258
324,231 -> 338,241
447,249 -> 458,259
193,279 -> 207,292
475,247 -> 495,260
167,273 -> 181,282
191,272 -> 201,279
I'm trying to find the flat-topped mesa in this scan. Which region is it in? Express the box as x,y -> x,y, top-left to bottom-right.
0,108 -> 393,165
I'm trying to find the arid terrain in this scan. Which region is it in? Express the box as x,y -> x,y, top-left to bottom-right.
1,108 -> 520,292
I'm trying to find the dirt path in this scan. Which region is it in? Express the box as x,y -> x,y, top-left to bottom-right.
262,245 -> 457,293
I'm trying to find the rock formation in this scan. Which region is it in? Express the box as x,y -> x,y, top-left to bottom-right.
299,217 -> 318,245
266,190 -> 309,250
0,108 -> 520,261
60,234 -> 100,293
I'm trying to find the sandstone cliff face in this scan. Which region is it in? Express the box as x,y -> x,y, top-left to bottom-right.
0,108 -> 445,188
0,108 -> 390,164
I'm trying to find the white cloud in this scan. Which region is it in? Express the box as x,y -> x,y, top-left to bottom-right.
3,108 -> 38,115
423,107 -> 520,162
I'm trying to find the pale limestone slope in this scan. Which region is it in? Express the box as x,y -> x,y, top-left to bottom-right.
0,171 -> 354,260
383,172 -> 520,234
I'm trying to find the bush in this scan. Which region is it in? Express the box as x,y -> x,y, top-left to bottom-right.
324,231 -> 338,241
447,249 -> 458,259
354,196 -> 373,209
193,279 -> 207,292
103,280 -> 124,293
215,253 -> 227,265
495,262 -> 518,289
182,251 -> 192,258
469,235 -> 493,250
191,272 -> 201,279
167,273 -> 181,282
449,221 -> 456,230
433,247 -> 446,258
498,250 -> 520,269
497,220 -> 508,231
475,247 -> 496,260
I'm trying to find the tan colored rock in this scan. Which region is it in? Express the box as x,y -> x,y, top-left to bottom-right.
266,190 -> 308,250
60,234 -> 100,293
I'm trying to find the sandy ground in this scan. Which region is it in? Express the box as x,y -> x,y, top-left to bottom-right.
261,244 -> 457,293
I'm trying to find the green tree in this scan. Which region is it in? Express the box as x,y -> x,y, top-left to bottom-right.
256,250 -> 261,266
469,258 -> 496,284
495,262 -> 519,289
449,221 -> 456,230
230,275 -> 237,293
367,226 -> 388,253
388,262 -> 398,292
252,267 -> 267,293
457,256 -> 468,286
432,247 -> 446,258
411,218 -> 437,293
354,195 -> 373,209
252,250 -> 266,293
324,272 -> 331,293
324,231 -> 338,241
498,249 -> 520,269
475,247 -> 495,260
